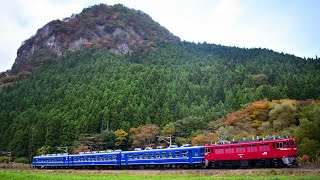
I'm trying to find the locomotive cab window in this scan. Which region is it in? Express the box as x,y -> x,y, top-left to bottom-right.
277,143 -> 283,148
205,148 -> 210,153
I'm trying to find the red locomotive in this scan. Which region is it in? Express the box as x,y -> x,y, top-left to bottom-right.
204,136 -> 298,168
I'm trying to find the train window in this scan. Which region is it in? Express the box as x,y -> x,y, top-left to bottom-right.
144,154 -> 148,159
134,154 -> 138,159
194,150 -> 199,156
259,144 -> 267,151
236,146 -> 245,153
226,146 -> 234,154
182,151 -> 187,157
247,144 -> 257,152
277,143 -> 283,148
150,153 -> 154,159
200,149 -> 204,155
175,151 -> 180,158
156,152 -> 160,158
252,144 -> 257,152
284,142 -> 289,146
162,152 -> 166,158
139,154 -> 143,159
205,148 -> 210,153
168,152 -> 173,158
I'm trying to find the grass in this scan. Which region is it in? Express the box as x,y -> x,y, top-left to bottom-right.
0,170 -> 320,180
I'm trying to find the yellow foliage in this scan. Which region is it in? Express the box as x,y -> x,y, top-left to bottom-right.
114,129 -> 128,147
191,134 -> 209,145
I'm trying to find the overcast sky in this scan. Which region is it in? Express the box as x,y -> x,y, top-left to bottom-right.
0,0 -> 319,72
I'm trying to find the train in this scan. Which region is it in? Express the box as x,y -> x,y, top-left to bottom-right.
32,137 -> 298,169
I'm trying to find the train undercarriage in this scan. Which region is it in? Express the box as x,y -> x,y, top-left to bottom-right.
205,158 -> 298,169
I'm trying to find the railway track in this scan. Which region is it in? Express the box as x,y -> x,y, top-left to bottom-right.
32,167 -> 320,176
1,163 -> 320,176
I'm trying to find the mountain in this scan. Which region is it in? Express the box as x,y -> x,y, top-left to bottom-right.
8,4 -> 179,75
0,4 -> 320,160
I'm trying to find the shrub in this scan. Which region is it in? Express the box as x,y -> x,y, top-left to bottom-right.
14,157 -> 29,164
0,156 -> 9,163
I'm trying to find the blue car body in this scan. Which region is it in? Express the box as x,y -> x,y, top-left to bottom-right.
120,146 -> 204,166
32,146 -> 204,168
32,154 -> 68,167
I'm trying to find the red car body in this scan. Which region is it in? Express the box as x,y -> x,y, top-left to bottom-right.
204,137 -> 298,168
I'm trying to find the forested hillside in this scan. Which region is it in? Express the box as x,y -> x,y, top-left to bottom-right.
1,42 -> 320,161
0,3 -> 320,163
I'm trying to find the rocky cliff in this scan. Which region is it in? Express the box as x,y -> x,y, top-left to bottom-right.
11,4 -> 179,74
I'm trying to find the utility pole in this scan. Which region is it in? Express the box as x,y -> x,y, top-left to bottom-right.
157,135 -> 172,147
7,152 -> 11,163
56,147 -> 68,155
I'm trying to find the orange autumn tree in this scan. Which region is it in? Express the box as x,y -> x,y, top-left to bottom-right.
132,124 -> 160,148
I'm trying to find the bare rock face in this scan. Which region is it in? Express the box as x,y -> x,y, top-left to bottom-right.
11,4 -> 179,74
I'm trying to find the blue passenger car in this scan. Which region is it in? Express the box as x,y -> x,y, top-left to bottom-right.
120,146 -> 204,168
32,154 -> 68,168
68,152 -> 121,168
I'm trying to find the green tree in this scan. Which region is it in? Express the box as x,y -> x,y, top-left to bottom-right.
174,117 -> 206,138
269,102 -> 296,129
297,138 -> 320,161
101,130 -> 115,149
